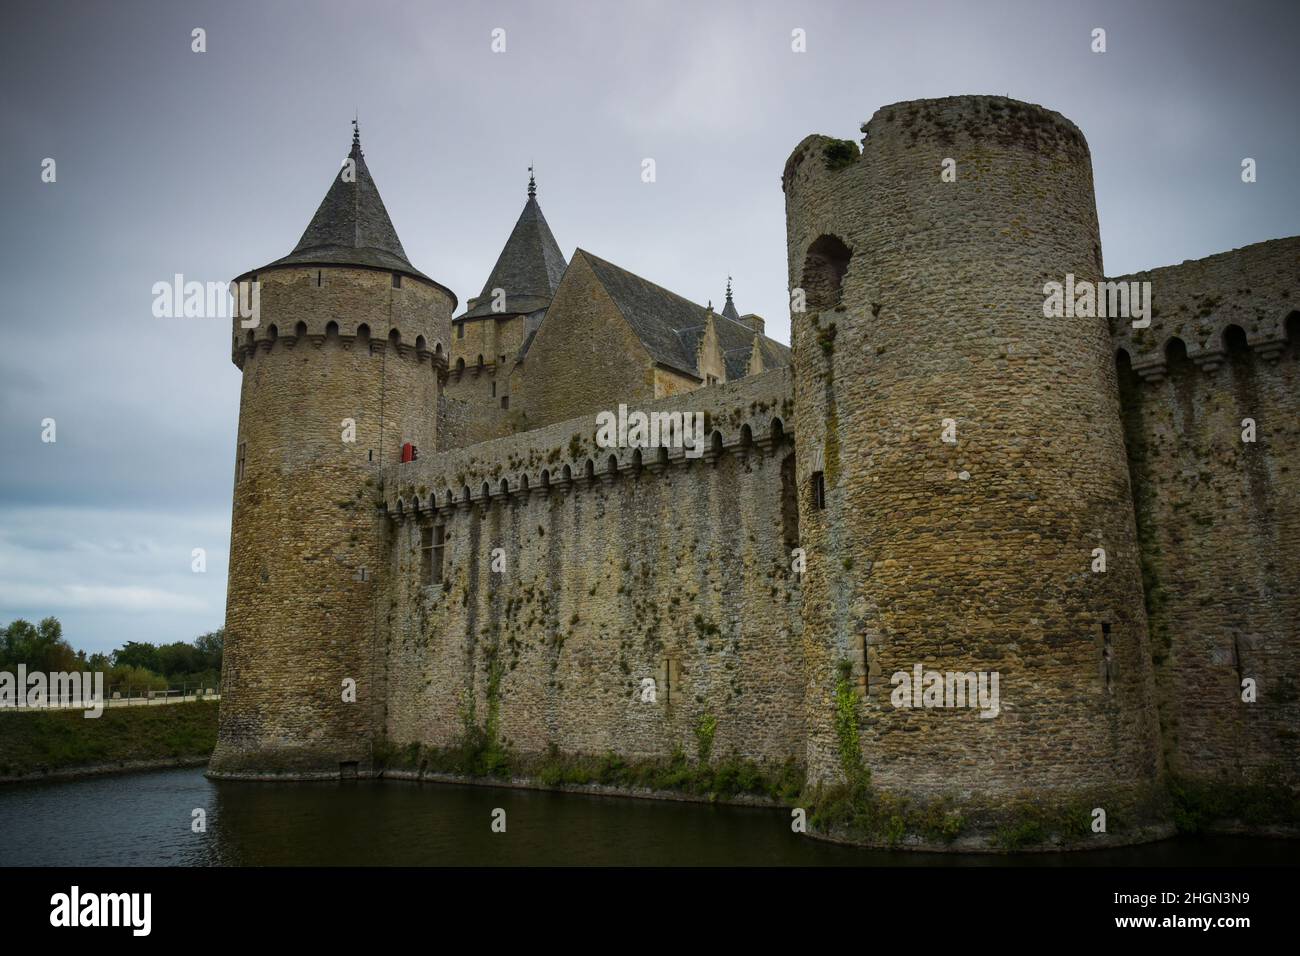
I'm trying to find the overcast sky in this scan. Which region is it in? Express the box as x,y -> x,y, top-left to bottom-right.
1,0 -> 1297,655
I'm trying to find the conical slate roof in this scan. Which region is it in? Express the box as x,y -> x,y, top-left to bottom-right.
461,173 -> 567,319
240,126 -> 448,297
720,278 -> 741,323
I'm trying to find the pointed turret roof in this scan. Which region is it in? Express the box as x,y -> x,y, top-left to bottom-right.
239,124 -> 451,301
460,170 -> 567,320
720,277 -> 742,323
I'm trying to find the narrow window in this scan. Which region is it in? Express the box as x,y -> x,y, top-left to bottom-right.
236,442 -> 246,482
420,525 -> 444,583
1101,623 -> 1113,694
811,471 -> 826,510
501,396 -> 509,410
391,273 -> 402,288
457,323 -> 465,339
431,525 -> 445,583
420,526 -> 432,580
661,658 -> 672,705
491,381 -> 496,397
780,453 -> 799,550
499,353 -> 506,364
368,449 -> 374,462
855,633 -> 868,697
316,270 -> 322,287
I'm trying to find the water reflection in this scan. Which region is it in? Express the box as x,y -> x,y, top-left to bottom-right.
0,768 -> 1291,867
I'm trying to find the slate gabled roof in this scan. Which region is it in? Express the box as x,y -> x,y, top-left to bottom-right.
461,180 -> 568,320
723,347 -> 753,380
756,335 -> 793,369
578,250 -> 711,378
241,127 -> 448,299
577,250 -> 792,381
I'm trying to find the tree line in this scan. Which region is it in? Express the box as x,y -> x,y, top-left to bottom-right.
0,617 -> 223,692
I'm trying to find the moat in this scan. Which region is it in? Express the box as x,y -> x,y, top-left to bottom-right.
0,767 -> 1290,866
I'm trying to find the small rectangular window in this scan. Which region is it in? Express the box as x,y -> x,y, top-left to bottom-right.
811,471 -> 826,510
236,442 -> 246,482
422,524 -> 445,584
491,381 -> 496,397
780,453 -> 799,550
501,396 -> 509,410
457,324 -> 465,339
392,273 -> 402,288
658,657 -> 679,705
316,270 -> 322,287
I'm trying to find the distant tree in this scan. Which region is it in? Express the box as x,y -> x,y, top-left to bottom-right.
112,641 -> 160,673
3,619 -> 223,689
1,617 -> 78,672
156,641 -> 201,677
194,628 -> 224,672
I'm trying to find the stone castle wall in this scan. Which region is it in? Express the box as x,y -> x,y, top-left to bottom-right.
215,99 -> 1297,836
1111,238 -> 1300,781
380,371 -> 804,768
783,96 -> 1162,800
212,265 -> 453,776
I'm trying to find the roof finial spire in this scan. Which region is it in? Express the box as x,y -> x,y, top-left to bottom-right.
725,275 -> 733,303
351,115 -> 361,154
527,163 -> 536,198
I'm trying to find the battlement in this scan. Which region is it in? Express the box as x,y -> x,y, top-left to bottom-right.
384,368 -> 794,516
1110,237 -> 1300,382
229,266 -> 454,370
783,95 -> 1090,199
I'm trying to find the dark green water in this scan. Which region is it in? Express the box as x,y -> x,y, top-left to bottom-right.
0,767 -> 1291,866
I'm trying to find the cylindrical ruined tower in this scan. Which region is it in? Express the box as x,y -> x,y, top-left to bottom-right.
210,129 -> 454,777
784,97 -> 1161,808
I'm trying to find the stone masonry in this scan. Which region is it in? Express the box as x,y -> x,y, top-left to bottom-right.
212,101 -> 1298,841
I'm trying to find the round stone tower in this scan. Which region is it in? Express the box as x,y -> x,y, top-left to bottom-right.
784,97 -> 1161,808
209,126 -> 454,777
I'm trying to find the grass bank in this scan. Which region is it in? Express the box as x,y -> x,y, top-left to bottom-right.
376,739 -> 805,805
0,700 -> 218,781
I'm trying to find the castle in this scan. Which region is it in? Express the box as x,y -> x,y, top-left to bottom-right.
211,97 -> 1299,843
